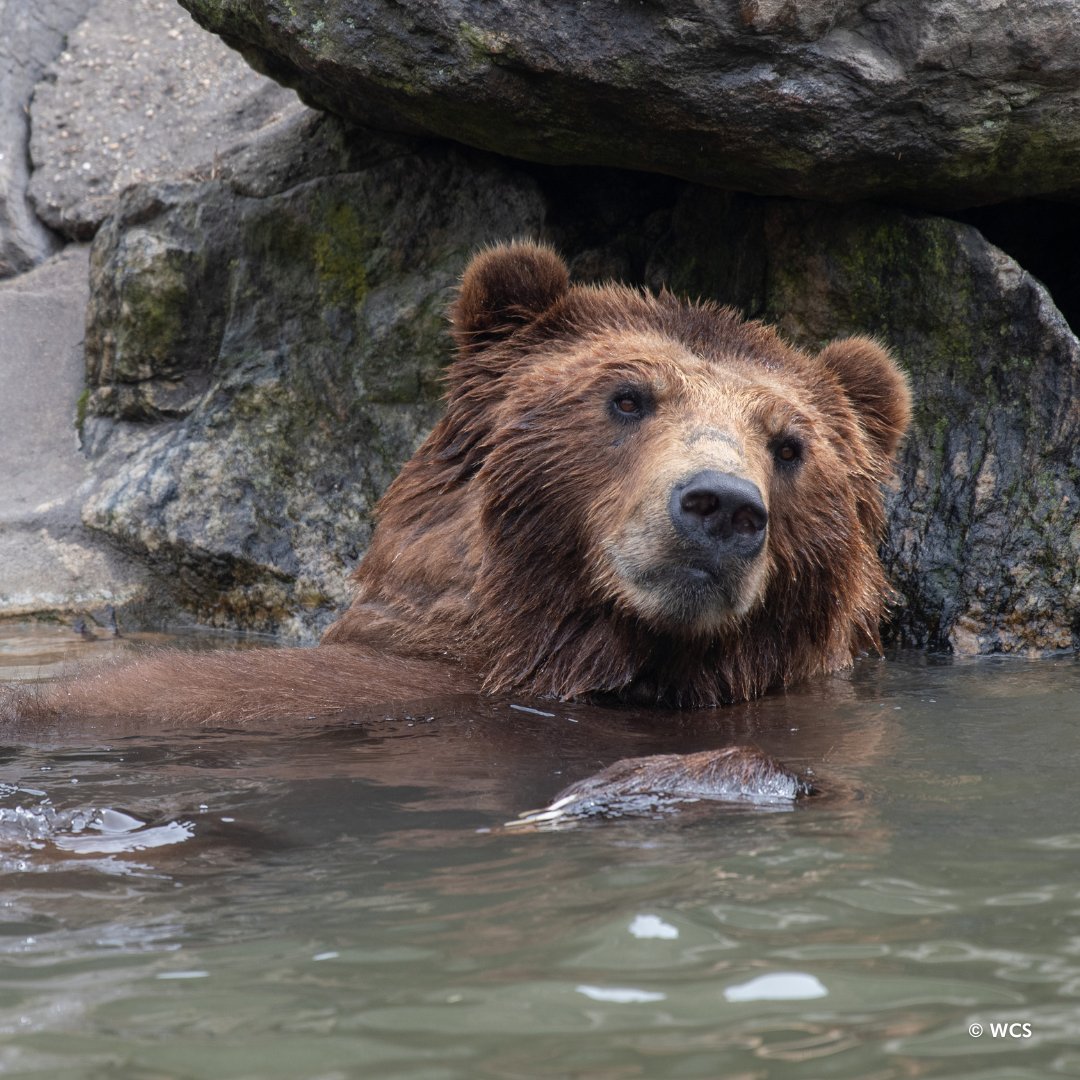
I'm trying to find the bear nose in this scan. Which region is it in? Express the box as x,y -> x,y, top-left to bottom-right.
670,470 -> 768,557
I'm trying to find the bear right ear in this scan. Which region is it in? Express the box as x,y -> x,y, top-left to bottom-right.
816,336 -> 912,461
450,241 -> 570,354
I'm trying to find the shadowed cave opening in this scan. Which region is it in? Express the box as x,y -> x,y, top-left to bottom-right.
952,200 -> 1080,334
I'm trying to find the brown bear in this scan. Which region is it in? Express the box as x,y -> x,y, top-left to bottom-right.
4,242 -> 911,802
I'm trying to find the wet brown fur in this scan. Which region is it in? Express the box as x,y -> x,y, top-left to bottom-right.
325,243 -> 911,706
5,242 -> 910,728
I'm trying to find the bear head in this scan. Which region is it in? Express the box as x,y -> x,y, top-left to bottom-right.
329,242 -> 911,706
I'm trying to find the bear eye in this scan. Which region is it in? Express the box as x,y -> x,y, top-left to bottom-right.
610,388 -> 649,422
773,436 -> 804,467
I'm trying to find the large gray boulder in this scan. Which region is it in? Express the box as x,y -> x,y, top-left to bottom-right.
78,114 -> 545,640
736,202 -> 1080,655
0,0 -> 312,629
179,0 -> 1080,209
6,0 -> 1079,657
644,192 -> 1080,654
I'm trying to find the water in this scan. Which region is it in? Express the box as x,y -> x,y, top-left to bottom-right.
1,623 -> 1079,1078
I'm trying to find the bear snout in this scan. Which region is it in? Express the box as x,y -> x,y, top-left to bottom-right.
669,470 -> 768,561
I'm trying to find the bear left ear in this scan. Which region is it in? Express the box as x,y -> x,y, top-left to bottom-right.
450,241 -> 570,354
816,336 -> 912,460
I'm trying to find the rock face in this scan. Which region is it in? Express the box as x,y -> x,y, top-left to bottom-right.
79,114 -> 545,640
71,109 -> 1080,652
0,246 -> 149,620
179,0 -> 1080,209
27,0 -> 304,241
623,190 -> 1080,655
747,203 -> 1080,655
0,0 -> 91,275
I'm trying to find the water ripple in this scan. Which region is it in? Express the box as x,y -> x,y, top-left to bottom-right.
0,793 -> 193,855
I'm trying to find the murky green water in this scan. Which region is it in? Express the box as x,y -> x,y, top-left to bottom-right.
1,623 -> 1079,1078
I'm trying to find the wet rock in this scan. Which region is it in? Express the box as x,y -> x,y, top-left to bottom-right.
0,0 -> 91,276
27,0 -> 306,241
759,203 -> 1080,656
180,0 -> 1080,209
80,115 -> 545,640
9,0 -> 1079,656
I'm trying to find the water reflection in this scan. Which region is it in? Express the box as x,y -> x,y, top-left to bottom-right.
0,625 -> 1079,1078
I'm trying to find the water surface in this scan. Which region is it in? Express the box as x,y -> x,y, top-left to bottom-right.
1,623 -> 1078,1078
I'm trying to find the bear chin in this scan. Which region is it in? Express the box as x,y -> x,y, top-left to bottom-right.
608,550 -> 770,637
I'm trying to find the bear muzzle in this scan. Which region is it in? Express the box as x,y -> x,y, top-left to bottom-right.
603,468 -> 771,633
668,470 -> 768,562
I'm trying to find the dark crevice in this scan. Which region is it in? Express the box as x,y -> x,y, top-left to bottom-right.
952,200 -> 1080,334
519,160 -> 683,284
